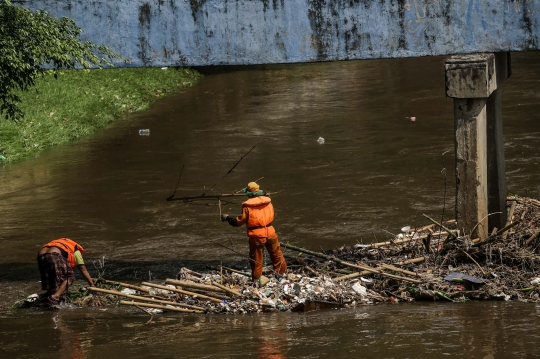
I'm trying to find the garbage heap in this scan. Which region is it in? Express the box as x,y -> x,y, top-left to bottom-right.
16,196 -> 540,313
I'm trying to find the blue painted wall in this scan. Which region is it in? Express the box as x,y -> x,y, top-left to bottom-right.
14,0 -> 540,67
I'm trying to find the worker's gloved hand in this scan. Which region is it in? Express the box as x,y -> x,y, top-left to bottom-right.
221,214 -> 229,222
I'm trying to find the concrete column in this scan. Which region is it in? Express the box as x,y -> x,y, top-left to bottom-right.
486,53 -> 510,231
445,53 -> 509,239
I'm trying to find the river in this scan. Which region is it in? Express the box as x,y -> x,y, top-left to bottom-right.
1,52 -> 539,358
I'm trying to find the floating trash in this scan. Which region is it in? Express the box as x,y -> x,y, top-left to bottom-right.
15,196 -> 540,313
317,137 -> 325,144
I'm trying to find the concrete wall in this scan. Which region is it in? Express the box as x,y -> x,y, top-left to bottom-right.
14,0 -> 540,67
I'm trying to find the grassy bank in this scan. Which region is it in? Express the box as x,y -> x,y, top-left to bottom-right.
0,67 -> 202,163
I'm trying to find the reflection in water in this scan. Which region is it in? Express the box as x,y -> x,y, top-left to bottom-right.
0,53 -> 539,358
1,302 -> 540,358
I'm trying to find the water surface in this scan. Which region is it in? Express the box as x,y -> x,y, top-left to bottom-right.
1,52 -> 540,358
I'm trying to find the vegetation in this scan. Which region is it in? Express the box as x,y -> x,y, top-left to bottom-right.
1,0 -> 121,121
0,67 -> 202,163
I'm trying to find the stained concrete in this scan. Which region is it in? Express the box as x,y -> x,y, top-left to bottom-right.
13,0 -> 540,67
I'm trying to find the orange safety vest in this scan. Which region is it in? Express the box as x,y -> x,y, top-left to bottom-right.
43,238 -> 85,268
243,196 -> 276,238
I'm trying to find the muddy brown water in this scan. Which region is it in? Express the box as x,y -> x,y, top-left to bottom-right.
1,53 -> 540,358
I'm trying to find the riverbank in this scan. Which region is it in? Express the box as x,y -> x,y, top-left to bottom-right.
0,67 -> 202,163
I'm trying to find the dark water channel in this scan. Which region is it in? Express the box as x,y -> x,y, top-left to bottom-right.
1,53 -> 540,358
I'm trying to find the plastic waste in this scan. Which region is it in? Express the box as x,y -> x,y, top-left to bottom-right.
352,282 -> 367,297
120,288 -> 137,295
443,272 -> 485,284
410,116 -> 416,121
317,137 -> 325,144
401,226 -> 411,233
161,67 -> 168,70
531,278 -> 540,285
354,243 -> 370,249
138,129 -> 150,136
25,294 -> 39,303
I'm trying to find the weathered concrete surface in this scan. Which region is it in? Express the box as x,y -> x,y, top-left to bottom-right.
446,53 -> 510,239
453,97 -> 489,239
14,0 -> 540,67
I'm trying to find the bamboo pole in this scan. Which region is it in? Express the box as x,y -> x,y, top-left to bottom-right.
219,266 -> 251,277
179,267 -> 204,278
333,271 -> 370,282
422,214 -> 456,238
95,279 -> 150,293
120,300 -> 203,313
87,287 -> 205,310
395,257 -> 426,265
211,281 -> 242,297
334,264 -> 418,282
281,242 -> 422,284
525,230 -> 540,246
458,249 -> 486,275
143,282 -> 224,303
134,304 -> 153,316
502,200 -> 517,240
165,279 -> 227,294
378,263 -> 419,277
472,220 -> 521,246
304,265 -> 321,276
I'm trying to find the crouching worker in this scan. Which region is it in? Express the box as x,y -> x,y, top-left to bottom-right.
37,238 -> 94,305
221,182 -> 287,285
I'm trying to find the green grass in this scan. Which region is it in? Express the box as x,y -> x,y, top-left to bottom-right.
0,67 -> 202,163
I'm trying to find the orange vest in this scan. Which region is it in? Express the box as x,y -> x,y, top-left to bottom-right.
243,196 -> 276,238
43,238 -> 85,268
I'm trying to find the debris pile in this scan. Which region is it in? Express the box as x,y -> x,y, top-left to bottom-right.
16,196 -> 540,313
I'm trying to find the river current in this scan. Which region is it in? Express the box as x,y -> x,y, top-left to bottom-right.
1,52 -> 540,358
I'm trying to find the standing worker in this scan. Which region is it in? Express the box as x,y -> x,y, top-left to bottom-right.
37,238 -> 94,305
221,182 -> 287,285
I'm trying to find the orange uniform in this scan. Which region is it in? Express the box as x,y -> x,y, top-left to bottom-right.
226,195 -> 287,280
43,238 -> 85,268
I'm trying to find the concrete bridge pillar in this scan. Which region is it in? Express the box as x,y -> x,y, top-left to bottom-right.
445,53 -> 510,239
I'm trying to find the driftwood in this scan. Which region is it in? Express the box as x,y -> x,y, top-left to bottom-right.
282,242 -> 422,284
120,300 -> 203,313
87,287 -> 204,310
